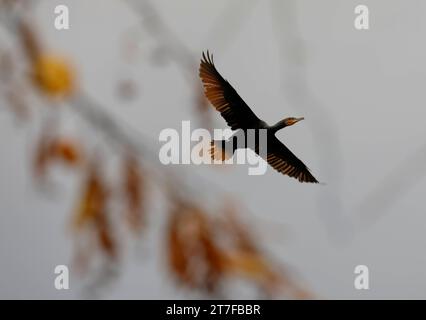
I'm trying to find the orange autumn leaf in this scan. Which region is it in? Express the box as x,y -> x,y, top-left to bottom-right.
166,200 -> 228,292
224,251 -> 280,284
166,204 -> 195,287
49,137 -> 83,166
198,223 -> 227,292
223,250 -> 300,297
73,165 -> 108,229
16,16 -> 74,98
33,134 -> 83,179
218,203 -> 311,298
73,164 -> 117,259
217,207 -> 282,291
97,221 -> 117,259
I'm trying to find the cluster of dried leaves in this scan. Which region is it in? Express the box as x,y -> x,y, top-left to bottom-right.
71,154 -> 146,268
0,1 -> 311,298
0,4 -> 148,280
32,126 -> 147,272
167,200 -> 311,298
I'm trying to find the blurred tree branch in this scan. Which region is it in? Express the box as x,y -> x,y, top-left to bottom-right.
0,0 -> 309,299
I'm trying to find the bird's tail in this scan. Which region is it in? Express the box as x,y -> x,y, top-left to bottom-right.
209,140 -> 231,161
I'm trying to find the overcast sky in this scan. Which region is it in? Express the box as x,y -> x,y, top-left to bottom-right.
1,0 -> 426,299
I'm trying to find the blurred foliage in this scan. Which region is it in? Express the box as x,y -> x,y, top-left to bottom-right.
0,0 -> 311,299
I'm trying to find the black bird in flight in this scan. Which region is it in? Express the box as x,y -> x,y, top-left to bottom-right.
199,51 -> 318,183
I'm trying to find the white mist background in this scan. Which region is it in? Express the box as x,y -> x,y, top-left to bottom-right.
1,0 -> 426,299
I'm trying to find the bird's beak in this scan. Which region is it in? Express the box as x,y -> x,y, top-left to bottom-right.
293,117 -> 304,125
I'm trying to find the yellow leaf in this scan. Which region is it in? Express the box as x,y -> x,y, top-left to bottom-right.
33,55 -> 75,97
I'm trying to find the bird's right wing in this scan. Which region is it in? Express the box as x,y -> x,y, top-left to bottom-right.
265,136 -> 319,183
199,51 -> 262,130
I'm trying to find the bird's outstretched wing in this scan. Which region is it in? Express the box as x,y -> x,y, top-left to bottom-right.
264,136 -> 319,183
199,51 -> 262,130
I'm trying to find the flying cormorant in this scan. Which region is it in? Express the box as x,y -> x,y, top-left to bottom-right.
199,51 -> 318,183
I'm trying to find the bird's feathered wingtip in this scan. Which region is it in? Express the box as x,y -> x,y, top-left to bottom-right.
301,171 -> 320,184
201,50 -> 214,65
303,175 -> 321,184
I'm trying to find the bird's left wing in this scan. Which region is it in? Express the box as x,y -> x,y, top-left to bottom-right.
199,51 -> 262,130
264,136 -> 319,183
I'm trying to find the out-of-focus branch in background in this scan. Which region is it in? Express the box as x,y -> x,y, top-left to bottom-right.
269,0 -> 348,242
269,0 -> 426,243
0,0 -> 310,299
354,143 -> 426,231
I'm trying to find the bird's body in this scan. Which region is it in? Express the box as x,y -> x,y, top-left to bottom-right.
199,51 -> 318,183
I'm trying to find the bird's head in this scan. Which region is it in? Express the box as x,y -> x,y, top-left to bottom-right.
271,117 -> 304,133
283,117 -> 304,127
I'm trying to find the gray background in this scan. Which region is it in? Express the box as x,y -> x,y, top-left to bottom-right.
0,0 -> 426,299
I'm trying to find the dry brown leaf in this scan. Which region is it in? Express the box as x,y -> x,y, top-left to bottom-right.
167,204 -> 194,287
33,134 -> 84,180
224,251 -> 279,284
18,20 -> 41,62
123,154 -> 145,233
97,219 -> 117,259
166,200 -> 227,292
219,203 -> 311,298
73,165 -> 108,229
49,137 -> 83,166
73,163 -> 117,259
